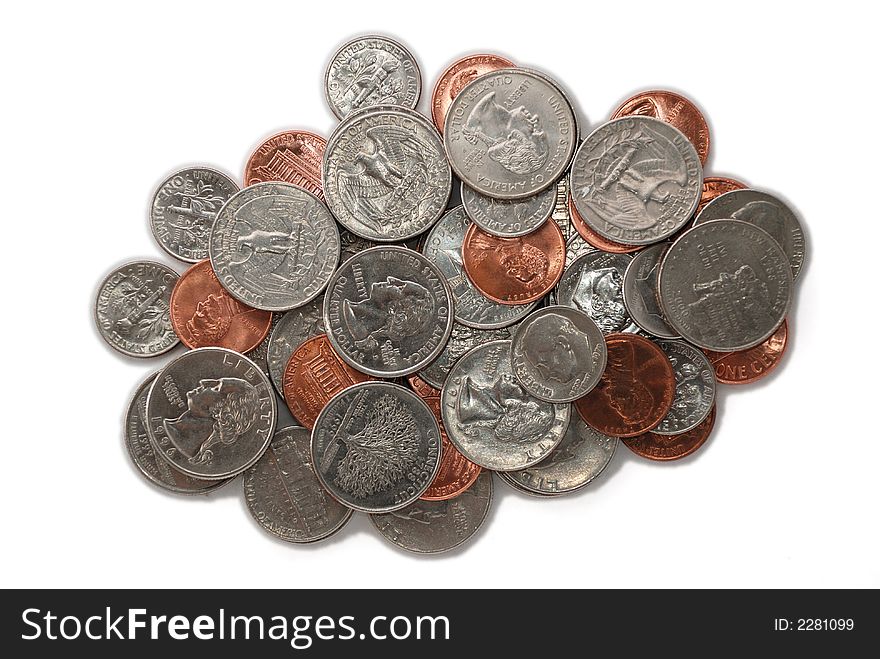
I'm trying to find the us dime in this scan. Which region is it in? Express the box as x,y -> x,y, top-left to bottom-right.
95,260 -> 179,357
445,68 -> 577,200
422,206 -> 536,328
323,106 -> 451,241
324,246 -> 453,377
209,182 -> 340,311
461,182 -> 555,237
419,322 -> 511,389
556,251 -> 638,334
653,340 -> 716,435
511,306 -> 607,403
266,297 -> 325,396
570,116 -> 702,245
311,382 -> 442,513
324,35 -> 421,120
694,189 -> 806,280
658,219 -> 792,351
441,340 -> 570,471
146,347 -> 277,480
243,426 -> 352,543
370,471 -> 492,554
623,243 -> 679,339
150,167 -> 239,262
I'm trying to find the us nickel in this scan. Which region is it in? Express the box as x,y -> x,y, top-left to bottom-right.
556,251 -> 638,334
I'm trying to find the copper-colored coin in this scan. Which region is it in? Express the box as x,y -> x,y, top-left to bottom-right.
431,53 -> 515,133
567,193 -> 641,254
574,333 -> 676,438
243,130 -> 327,200
281,334 -> 374,429
611,89 -> 710,165
623,404 -> 716,461
703,319 -> 789,385
407,375 -> 482,501
462,219 -> 566,305
696,176 -> 749,215
170,260 -> 272,352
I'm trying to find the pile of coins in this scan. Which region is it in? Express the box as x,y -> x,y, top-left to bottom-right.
95,35 -> 805,554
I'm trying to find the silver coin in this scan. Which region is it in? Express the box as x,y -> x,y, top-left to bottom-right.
125,373 -> 230,495
339,228 -> 379,261
323,246 -> 454,377
556,251 -> 638,334
623,243 -> 679,339
245,312 -> 282,381
149,167 -> 239,263
570,116 -> 703,245
511,306 -> 607,403
694,189 -> 806,280
95,260 -> 179,358
440,339 -> 570,471
461,182 -> 555,237
243,425 -> 353,543
311,381 -> 442,513
370,471 -> 492,554
501,414 -> 617,495
658,219 -> 793,351
323,106 -> 451,241
422,206 -> 536,328
445,68 -> 577,200
497,471 -> 554,497
324,35 -> 421,120
266,298 -> 325,397
208,182 -> 340,311
419,322 -> 511,389
146,347 -> 277,480
652,339 -> 716,435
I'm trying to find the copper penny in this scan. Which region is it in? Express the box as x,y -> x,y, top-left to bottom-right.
169,260 -> 272,352
567,193 -> 640,254
611,89 -> 710,165
243,130 -> 327,200
281,333 -> 374,429
703,319 -> 789,385
574,333 -> 676,438
623,404 -> 716,461
431,53 -> 515,133
697,176 -> 748,216
461,219 -> 566,305
407,375 -> 482,501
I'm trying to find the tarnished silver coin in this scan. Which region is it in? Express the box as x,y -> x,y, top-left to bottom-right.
370,471 -> 492,554
243,425 -> 353,543
441,340 -> 570,471
511,306 -> 607,403
125,374 -> 230,495
150,167 -> 239,263
324,246 -> 454,377
323,106 -> 451,241
419,322 -> 511,389
266,298 -> 325,396
95,260 -> 179,357
461,182 -> 555,237
146,347 -> 277,480
623,244 -> 679,339
658,219 -> 792,351
445,68 -> 577,200
311,382 -> 442,513
556,251 -> 638,334
208,182 -> 340,312
324,35 -> 421,120
694,189 -> 806,280
653,340 -> 716,435
570,116 -> 703,245
422,206 -> 536,329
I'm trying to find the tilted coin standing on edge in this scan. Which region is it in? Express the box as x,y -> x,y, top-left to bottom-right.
419,322 -> 512,389
440,339 -> 570,471
95,260 -> 180,358
243,426 -> 352,543
146,347 -> 277,480
556,251 -> 638,334
150,167 -> 240,263
323,246 -> 454,378
570,116 -> 703,245
622,243 -> 679,339
266,297 -> 326,397
652,339 -> 716,435
511,306 -> 607,403
461,182 -> 556,237
322,106 -> 451,242
311,382 -> 442,513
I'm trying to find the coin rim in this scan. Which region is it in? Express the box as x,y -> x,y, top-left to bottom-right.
460,181 -> 556,238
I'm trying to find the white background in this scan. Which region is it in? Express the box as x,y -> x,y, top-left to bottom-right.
2,1 -> 877,589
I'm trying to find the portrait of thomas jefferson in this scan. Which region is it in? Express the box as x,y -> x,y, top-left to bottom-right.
522,313 -> 593,384
343,276 -> 435,349
164,378 -> 260,464
463,91 -> 549,175
186,292 -> 247,344
571,267 -> 627,333
731,200 -> 791,256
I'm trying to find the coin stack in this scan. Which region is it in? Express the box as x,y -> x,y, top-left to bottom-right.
95,34 -> 805,554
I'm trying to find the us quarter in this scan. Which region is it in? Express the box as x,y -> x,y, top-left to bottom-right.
623,243 -> 679,339
311,382 -> 442,513
419,322 -> 511,389
266,297 -> 325,396
652,340 -> 716,435
556,251 -> 638,334
461,182 -> 555,237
